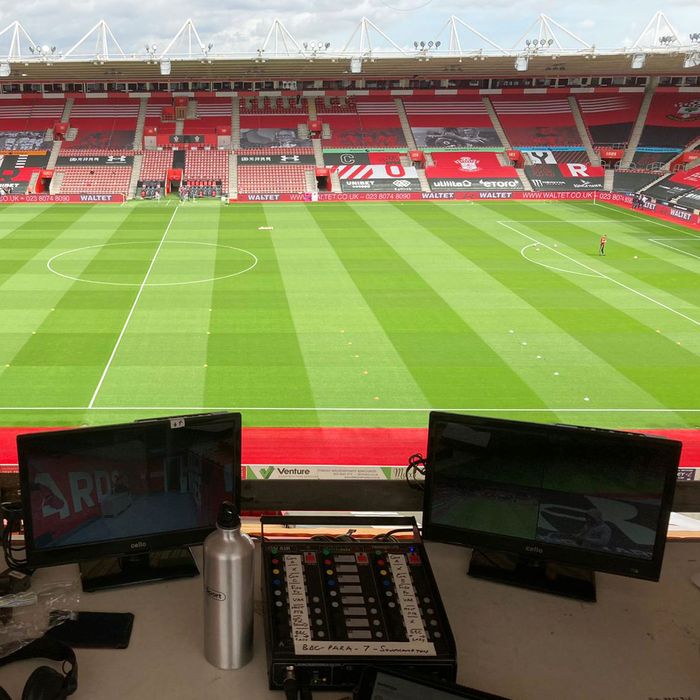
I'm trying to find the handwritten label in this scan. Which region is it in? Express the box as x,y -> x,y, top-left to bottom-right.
294,640 -> 436,656
387,553 -> 427,643
284,555 -> 311,642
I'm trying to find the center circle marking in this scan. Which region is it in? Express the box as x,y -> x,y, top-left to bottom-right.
46,240 -> 258,287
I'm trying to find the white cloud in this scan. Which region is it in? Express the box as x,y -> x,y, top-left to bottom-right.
1,0 -> 699,55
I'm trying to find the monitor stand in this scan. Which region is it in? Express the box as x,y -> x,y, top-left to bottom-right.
79,546 -> 199,592
468,549 -> 596,602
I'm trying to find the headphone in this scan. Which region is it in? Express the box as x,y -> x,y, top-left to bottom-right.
0,636 -> 77,700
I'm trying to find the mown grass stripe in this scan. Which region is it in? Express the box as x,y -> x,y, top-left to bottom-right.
368,202 -> 673,425
203,204 -> 318,427
310,203 -> 547,410
265,204 -> 431,427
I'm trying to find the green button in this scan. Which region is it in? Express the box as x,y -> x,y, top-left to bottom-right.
322,548 -> 330,556
271,547 -> 278,555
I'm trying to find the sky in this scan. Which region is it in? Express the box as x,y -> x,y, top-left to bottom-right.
0,1 -> 699,57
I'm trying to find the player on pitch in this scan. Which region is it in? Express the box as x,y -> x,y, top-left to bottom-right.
599,235 -> 607,256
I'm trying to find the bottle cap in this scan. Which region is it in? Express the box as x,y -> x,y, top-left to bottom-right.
217,501 -> 241,529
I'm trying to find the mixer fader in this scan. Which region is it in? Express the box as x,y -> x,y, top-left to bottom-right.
261,516 -> 456,690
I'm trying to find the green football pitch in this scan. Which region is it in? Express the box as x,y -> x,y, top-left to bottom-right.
0,199 -> 698,430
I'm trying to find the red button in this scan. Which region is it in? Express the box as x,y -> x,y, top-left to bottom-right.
304,552 -> 317,565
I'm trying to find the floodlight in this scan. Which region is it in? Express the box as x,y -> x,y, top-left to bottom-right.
435,41 -> 441,48
514,55 -> 528,71
631,53 -> 646,69
428,41 -> 433,48
325,42 -> 331,49
414,41 -> 419,48
683,52 -> 700,68
547,39 -> 554,46
0,62 -> 10,77
160,59 -> 171,75
420,41 -> 425,48
29,46 -> 35,53
525,39 -> 531,46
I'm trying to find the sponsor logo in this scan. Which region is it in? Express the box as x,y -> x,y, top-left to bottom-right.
433,179 -> 471,188
277,467 -> 312,476
280,155 -> 300,162
479,192 -> 513,199
421,192 -> 455,199
206,587 -> 226,601
571,181 -> 603,189
259,466 -> 275,479
667,99 -> 700,122
130,541 -> 148,550
79,194 -> 114,201
392,180 -> 411,188
454,156 -> 479,172
479,179 -> 520,188
671,208 -> 693,221
248,194 -> 280,201
340,153 -> 356,164
532,179 -> 566,187
525,545 -> 544,554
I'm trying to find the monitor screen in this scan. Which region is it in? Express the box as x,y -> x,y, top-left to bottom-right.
422,413 -> 681,586
19,412 -> 241,571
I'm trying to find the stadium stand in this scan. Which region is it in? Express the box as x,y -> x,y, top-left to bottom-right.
576,94 -> 644,147
236,165 -> 312,194
628,150 -> 678,170
139,150 -> 172,182
240,96 -> 307,114
0,99 -> 63,152
425,151 -> 522,190
612,170 -> 667,193
317,98 -> 406,148
637,91 -> 700,149
402,96 -> 502,149
184,150 -> 228,194
54,166 -> 132,195
183,97 -> 231,135
490,96 -> 582,148
144,97 -> 176,137
61,98 -> 139,149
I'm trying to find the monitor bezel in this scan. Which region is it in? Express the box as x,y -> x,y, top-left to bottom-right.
19,412 -> 242,569
422,412 -> 681,582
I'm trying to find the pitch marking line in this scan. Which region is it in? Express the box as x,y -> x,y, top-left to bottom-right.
0,406 -> 698,413
47,240 -> 258,287
499,221 -> 700,329
592,201 -> 700,239
520,243 -> 599,277
88,205 -> 180,409
648,238 -> 700,262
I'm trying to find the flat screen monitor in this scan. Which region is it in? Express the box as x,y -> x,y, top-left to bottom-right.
19,412 -> 241,591
422,412 -> 681,601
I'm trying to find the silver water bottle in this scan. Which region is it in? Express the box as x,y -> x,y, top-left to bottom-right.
203,501 -> 255,669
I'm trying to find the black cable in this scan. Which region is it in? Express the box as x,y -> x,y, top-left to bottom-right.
283,666 -> 299,700
1,501 -> 32,574
405,452 -> 426,491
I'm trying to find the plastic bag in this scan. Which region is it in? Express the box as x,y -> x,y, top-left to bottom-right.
0,579 -> 80,658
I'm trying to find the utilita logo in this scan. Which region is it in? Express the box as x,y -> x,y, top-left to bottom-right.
130,541 -> 148,550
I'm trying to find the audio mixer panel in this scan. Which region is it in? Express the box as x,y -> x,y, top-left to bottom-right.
261,516 -> 456,690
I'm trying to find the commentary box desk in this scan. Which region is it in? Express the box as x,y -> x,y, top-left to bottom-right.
2,541 -> 699,699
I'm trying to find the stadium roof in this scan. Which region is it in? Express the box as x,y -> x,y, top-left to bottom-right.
1,12 -> 699,83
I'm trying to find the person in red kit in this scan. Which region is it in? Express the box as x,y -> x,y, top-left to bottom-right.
599,235 -> 607,256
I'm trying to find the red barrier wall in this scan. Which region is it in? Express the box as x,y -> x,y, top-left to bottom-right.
0,193 -> 125,204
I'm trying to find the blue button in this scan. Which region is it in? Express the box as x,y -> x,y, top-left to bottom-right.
383,579 -> 391,587
327,579 -> 336,587
273,579 -> 281,586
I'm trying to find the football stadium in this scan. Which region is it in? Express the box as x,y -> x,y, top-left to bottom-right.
0,8 -> 699,699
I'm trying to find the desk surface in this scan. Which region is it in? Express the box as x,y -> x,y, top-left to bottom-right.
2,542 -> 699,700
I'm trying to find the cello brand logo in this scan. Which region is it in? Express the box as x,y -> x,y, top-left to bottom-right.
130,541 -> 148,550
206,587 -> 226,601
